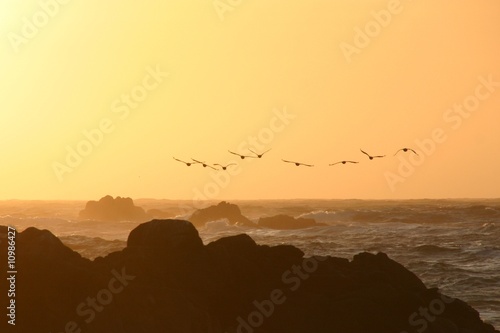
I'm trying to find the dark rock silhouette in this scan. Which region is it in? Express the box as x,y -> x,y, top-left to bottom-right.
0,220 -> 497,333
79,195 -> 147,221
127,219 -> 203,263
189,201 -> 254,227
258,214 -> 326,229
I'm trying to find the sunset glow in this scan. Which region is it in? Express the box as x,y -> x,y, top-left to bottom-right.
1,0 -> 499,200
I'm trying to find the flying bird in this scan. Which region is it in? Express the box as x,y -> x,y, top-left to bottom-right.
394,148 -> 419,156
228,150 -> 257,159
214,163 -> 237,170
248,148 -> 271,158
173,157 -> 198,166
329,161 -> 359,166
191,158 -> 217,170
282,159 -> 314,167
360,149 -> 385,160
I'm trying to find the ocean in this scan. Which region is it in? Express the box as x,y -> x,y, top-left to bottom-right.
1,198 -> 499,328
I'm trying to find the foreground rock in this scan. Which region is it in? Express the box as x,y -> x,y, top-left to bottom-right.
258,214 -> 326,229
0,221 -> 497,333
79,195 -> 148,221
189,201 -> 254,227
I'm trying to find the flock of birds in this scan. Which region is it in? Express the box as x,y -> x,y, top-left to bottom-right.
173,147 -> 418,169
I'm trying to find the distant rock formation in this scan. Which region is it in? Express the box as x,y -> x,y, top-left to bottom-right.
146,208 -> 178,219
258,214 -> 326,229
189,201 -> 254,227
0,220 -> 497,333
79,195 -> 147,221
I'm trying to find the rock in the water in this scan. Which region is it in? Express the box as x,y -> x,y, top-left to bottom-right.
189,201 -> 254,227
146,208 -> 177,219
79,195 -> 147,221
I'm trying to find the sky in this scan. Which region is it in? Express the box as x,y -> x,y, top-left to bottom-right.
0,0 -> 499,201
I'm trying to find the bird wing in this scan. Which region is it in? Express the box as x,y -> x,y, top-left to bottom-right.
214,163 -> 222,166
282,159 -> 295,164
228,150 -> 241,156
347,161 -> 359,164
374,155 -> 386,158
303,163 -> 314,167
262,148 -> 272,155
409,149 -> 419,155
227,163 -> 237,167
360,149 -> 370,157
207,165 -> 216,170
191,158 -> 203,163
173,157 -> 185,163
329,162 -> 341,166
248,148 -> 258,156
394,149 -> 404,156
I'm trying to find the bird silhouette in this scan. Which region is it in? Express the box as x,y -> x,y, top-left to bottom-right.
191,158 -> 217,170
214,163 -> 237,170
248,148 -> 271,158
228,150 -> 257,159
173,157 -> 198,166
282,159 -> 314,167
360,149 -> 385,160
329,161 -> 359,166
394,148 -> 418,156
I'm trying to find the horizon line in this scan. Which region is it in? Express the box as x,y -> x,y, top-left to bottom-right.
1,197 -> 499,202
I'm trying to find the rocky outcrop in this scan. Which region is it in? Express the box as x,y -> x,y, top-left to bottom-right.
189,201 -> 254,227
146,208 -> 178,219
79,195 -> 147,221
0,221 -> 497,333
258,214 -> 326,229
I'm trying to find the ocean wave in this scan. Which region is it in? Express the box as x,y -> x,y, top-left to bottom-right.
297,210 -> 340,223
413,244 -> 461,254
480,222 -> 496,231
60,235 -> 126,259
462,205 -> 500,216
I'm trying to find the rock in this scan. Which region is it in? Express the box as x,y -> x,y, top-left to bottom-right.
127,219 -> 204,262
79,195 -> 147,221
18,227 -> 84,262
0,227 -> 95,333
258,214 -> 326,229
351,252 -> 427,292
189,201 -> 254,227
146,208 -> 177,219
206,233 -> 258,255
0,221 -> 497,333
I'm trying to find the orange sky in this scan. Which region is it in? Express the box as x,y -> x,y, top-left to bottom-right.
0,0 -> 499,200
